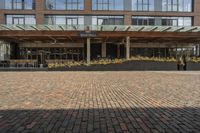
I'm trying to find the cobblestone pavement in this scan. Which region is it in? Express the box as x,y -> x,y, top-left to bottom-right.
0,72 -> 200,133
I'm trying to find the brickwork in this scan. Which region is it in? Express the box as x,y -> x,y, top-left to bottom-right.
0,72 -> 200,132
193,0 -> 200,26
0,0 -> 199,25
35,0 -> 45,24
0,13 -> 3,24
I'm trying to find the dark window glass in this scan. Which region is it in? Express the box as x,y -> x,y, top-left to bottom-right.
132,16 -> 192,26
92,16 -> 124,25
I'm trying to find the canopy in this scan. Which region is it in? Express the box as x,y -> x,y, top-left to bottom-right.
0,24 -> 200,32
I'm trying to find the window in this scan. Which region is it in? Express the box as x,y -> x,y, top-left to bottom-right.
162,0 -> 192,12
56,0 -> 66,10
67,0 -> 84,10
13,0 -> 22,9
46,0 -> 84,10
162,17 -> 178,26
132,16 -> 192,26
92,0 -> 124,10
5,0 -> 12,9
24,0 -> 35,9
178,0 -> 192,12
6,15 -> 36,24
4,0 -> 35,10
92,16 -> 124,25
132,0 -> 154,11
45,15 -> 84,25
132,16 -> 155,25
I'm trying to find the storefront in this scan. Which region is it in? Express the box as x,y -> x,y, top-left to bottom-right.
0,24 -> 200,67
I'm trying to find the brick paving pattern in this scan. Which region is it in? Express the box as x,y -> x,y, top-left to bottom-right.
0,72 -> 200,133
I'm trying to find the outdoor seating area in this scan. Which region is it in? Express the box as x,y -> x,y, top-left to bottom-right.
46,59 -> 74,65
0,60 -> 37,68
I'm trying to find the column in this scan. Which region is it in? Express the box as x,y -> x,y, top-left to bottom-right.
0,13 -> 4,24
124,14 -> 132,25
197,44 -> 200,57
87,38 -> 91,63
199,44 -> 200,57
84,0 -> 92,14
126,36 -> 130,60
36,0 -> 45,24
194,0 -> 200,26
101,42 -> 106,58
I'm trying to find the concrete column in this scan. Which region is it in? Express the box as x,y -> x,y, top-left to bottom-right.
87,38 -> 91,63
117,45 -> 120,58
197,44 -> 200,57
101,42 -> 106,58
199,44 -> 200,57
126,36 -> 130,60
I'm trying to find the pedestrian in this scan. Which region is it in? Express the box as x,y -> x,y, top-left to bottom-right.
182,55 -> 187,71
177,56 -> 182,71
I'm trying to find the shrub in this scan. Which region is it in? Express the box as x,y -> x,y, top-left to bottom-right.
48,56 -> 199,69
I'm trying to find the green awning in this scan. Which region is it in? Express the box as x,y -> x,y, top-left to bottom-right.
0,24 -> 200,32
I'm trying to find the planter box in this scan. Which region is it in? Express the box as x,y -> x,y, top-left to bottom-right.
49,60 -> 200,71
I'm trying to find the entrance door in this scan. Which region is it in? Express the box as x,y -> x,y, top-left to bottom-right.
13,17 -> 24,24
91,44 -> 101,59
107,44 -> 117,59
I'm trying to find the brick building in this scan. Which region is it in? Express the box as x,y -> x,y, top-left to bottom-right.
0,0 -> 200,66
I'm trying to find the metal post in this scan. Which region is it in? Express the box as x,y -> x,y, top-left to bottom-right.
102,42 -> 106,58
87,38 -> 91,63
126,36 -> 130,60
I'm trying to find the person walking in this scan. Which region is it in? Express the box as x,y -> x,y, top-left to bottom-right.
177,56 -> 184,71
182,55 -> 187,71
177,57 -> 181,70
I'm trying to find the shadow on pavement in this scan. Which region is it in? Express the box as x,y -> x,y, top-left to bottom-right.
0,107 -> 200,133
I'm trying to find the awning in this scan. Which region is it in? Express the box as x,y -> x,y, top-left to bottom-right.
0,24 -> 200,32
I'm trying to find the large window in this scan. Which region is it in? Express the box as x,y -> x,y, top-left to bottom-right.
92,16 -> 124,25
45,15 -> 84,25
132,0 -> 192,12
132,16 -> 192,26
162,0 -> 192,12
6,15 -> 36,24
132,0 -> 154,11
46,0 -> 84,10
132,16 -> 155,26
92,0 -> 124,10
3,0 -> 35,10
161,17 -> 192,26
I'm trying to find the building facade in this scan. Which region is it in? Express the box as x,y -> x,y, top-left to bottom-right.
0,0 -> 200,65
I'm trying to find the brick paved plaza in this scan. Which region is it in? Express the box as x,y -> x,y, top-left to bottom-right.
0,72 -> 200,133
